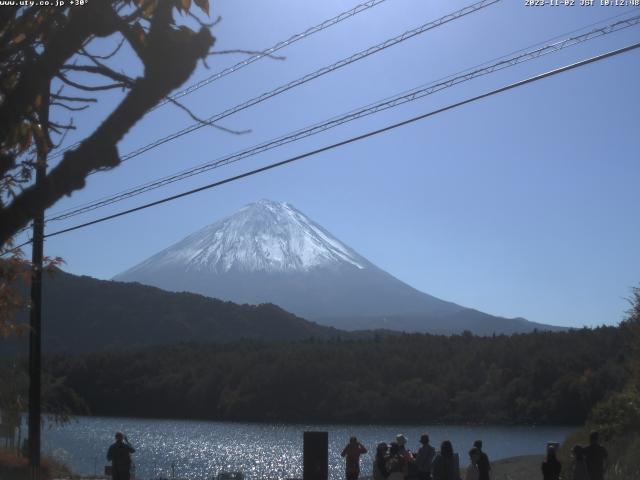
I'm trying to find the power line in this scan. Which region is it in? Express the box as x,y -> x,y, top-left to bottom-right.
49,0 -> 392,160
44,0 -> 503,222
45,13 -> 640,223
120,0 -> 500,162
37,41 -> 640,241
156,0 -> 392,110
72,0 -> 501,167
1,239 -> 32,257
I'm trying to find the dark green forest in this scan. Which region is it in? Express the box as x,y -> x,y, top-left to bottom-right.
1,270 -> 345,355
26,325 -> 632,425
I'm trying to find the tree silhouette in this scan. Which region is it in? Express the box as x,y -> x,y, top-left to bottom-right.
0,0 -> 215,246
0,0 -> 220,334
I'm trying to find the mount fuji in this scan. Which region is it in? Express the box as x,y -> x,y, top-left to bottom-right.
114,200 -> 560,335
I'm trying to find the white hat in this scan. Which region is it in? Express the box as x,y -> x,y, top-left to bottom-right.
396,434 -> 407,446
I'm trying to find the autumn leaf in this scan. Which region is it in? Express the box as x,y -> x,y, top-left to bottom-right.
142,0 -> 157,19
133,22 -> 146,45
18,124 -> 33,152
194,0 -> 210,16
12,33 -> 26,44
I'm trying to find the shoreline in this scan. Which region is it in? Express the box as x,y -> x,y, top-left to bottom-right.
39,412 -> 579,429
490,454 -> 545,480
41,417 -> 570,478
45,455 -> 547,480
361,456 -> 546,480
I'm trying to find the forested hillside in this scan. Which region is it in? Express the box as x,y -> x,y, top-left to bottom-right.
1,270 -> 345,354
37,326 -> 630,425
558,288 -> 640,480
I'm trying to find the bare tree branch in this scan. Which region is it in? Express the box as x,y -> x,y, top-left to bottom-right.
50,102 -> 90,112
188,12 -> 220,29
166,97 -> 251,135
60,64 -> 134,86
50,125 -> 72,150
48,121 -> 76,132
116,18 -> 146,59
51,94 -> 98,103
57,72 -> 128,92
0,1 -> 122,142
0,1 -> 215,245
79,37 -> 125,60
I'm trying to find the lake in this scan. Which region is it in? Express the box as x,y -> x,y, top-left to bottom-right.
39,416 -> 573,480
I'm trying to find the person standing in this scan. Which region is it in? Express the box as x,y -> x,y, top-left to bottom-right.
396,434 -> 414,461
431,440 -> 460,480
464,448 -> 481,480
569,445 -> 590,480
583,431 -> 607,480
341,436 -> 368,480
395,434 -> 414,479
373,442 -> 390,480
107,432 -> 135,480
472,440 -> 491,480
541,445 -> 562,480
387,442 -> 407,480
415,434 -> 435,480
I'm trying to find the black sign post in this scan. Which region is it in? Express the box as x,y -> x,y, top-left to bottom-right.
303,431 -> 328,480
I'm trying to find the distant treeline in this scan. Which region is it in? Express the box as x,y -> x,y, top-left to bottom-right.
32,325 -> 632,425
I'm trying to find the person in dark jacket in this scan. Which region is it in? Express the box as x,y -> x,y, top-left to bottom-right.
341,436 -> 368,480
387,442 -> 407,480
472,440 -> 491,480
583,431 -> 607,480
373,442 -> 390,480
415,434 -> 435,480
541,445 -> 561,480
431,440 -> 460,480
107,432 -> 135,480
569,444 -> 590,480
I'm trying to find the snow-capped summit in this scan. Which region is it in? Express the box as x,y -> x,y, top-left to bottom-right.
118,200 -> 367,277
115,200 -> 555,335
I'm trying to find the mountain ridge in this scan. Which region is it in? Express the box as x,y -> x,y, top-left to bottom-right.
115,200 -> 562,334
0,269 -> 349,355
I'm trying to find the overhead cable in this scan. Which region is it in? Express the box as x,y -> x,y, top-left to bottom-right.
35,41 -> 640,241
45,13 -> 640,223
157,0 -> 393,109
51,0 -> 501,165
50,0 -> 392,159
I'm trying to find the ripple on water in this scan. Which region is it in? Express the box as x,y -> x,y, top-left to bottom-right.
40,416 -> 573,480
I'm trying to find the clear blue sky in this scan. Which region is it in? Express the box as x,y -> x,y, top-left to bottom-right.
20,0 -> 640,328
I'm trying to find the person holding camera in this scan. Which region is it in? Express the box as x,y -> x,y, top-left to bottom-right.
107,432 -> 136,480
341,436 -> 368,480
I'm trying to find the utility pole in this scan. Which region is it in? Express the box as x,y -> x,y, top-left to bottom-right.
28,84 -> 49,480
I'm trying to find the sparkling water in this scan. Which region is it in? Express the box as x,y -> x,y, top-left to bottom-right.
39,416 -> 573,480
